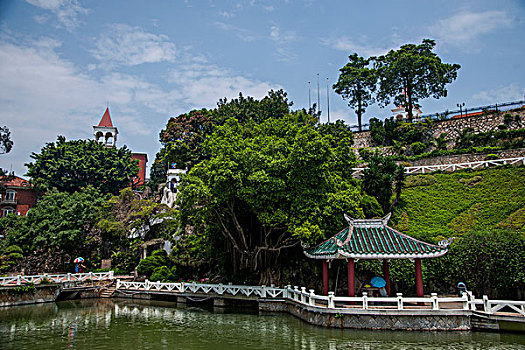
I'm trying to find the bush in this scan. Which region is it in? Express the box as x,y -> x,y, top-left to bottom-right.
5,245 -> 23,255
485,154 -> 498,160
358,148 -> 374,161
360,194 -> 383,218
150,265 -> 177,282
410,142 -> 427,155
136,250 -> 170,278
503,113 -> 513,124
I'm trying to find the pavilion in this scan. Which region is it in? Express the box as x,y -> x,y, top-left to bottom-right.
303,213 -> 451,297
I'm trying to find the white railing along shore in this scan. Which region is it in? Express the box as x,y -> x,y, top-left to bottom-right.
352,157 -> 525,177
0,271 -> 115,286
116,280 -> 525,316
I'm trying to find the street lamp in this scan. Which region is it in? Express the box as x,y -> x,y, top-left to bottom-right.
457,102 -> 465,118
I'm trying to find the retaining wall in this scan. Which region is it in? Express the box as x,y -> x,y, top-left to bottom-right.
259,299 -> 471,331
354,109 -> 525,149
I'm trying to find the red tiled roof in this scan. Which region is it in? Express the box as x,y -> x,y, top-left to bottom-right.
98,108 -> 114,127
2,176 -> 30,187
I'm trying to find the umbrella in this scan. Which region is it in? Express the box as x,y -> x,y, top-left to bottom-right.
73,257 -> 84,264
370,276 -> 386,288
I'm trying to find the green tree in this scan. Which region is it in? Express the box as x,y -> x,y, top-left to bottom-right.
363,155 -> 405,213
374,39 -> 460,121
152,90 -> 294,189
26,136 -> 139,195
2,186 -> 107,270
0,126 -> 13,155
333,54 -> 377,131
179,116 -> 362,284
0,126 -> 15,195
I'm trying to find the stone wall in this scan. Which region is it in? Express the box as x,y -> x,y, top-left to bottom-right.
404,148 -> 525,167
354,109 -> 525,149
259,299 -> 471,331
0,285 -> 59,307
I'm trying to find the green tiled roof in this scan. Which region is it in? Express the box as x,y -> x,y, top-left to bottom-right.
304,215 -> 449,260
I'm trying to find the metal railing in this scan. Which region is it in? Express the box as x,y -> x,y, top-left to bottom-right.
351,157 -> 525,177
0,271 -> 115,286
349,99 -> 525,131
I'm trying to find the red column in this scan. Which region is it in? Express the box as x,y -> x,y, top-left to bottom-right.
323,260 -> 329,295
347,259 -> 355,297
382,260 -> 391,296
415,258 -> 424,297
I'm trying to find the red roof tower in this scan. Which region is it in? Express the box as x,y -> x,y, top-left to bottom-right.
93,108 -> 118,147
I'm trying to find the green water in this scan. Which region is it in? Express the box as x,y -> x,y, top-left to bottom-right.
1,299 -> 524,349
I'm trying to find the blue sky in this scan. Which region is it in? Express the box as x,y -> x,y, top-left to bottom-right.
1,0 -> 524,177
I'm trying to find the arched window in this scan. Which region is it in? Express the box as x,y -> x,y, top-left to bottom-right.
96,131 -> 104,143
2,207 -> 15,217
105,132 -> 114,146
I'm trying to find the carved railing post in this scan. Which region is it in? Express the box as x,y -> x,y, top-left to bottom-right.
362,292 -> 368,310
309,289 -> 315,306
431,293 -> 438,310
328,292 -> 335,309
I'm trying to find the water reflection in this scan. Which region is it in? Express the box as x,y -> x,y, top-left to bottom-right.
0,298 -> 523,349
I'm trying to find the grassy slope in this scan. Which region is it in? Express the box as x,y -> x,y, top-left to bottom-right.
392,166 -> 525,241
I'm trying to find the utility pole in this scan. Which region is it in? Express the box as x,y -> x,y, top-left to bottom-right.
308,81 -> 311,111
317,73 -> 321,120
326,77 -> 330,123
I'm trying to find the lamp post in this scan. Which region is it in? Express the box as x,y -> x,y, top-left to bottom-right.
457,102 -> 465,118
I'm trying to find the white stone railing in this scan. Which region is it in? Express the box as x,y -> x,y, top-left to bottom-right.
284,286 -> 470,311
116,280 -> 285,299
0,271 -> 115,286
352,157 -> 525,177
117,280 -> 525,317
469,296 -> 525,317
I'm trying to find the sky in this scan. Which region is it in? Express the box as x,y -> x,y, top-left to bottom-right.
1,0 -> 524,178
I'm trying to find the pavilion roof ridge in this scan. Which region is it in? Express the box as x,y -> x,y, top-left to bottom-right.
344,213 -> 391,227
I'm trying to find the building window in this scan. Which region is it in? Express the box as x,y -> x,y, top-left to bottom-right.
5,190 -> 15,201
2,207 -> 15,216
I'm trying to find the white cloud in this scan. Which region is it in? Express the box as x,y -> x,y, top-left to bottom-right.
322,37 -> 391,57
214,22 -> 259,42
26,0 -> 88,30
0,33 -> 282,176
269,25 -> 299,61
430,11 -> 512,47
471,84 -> 524,104
168,60 -> 281,108
0,36 -> 160,175
91,24 -> 177,68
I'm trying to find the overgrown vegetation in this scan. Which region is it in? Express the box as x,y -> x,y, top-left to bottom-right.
391,167 -> 525,298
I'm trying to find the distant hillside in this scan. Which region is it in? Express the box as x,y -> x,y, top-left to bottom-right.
392,166 -> 525,241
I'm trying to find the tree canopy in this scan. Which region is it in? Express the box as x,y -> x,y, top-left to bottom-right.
3,186 -> 107,260
26,136 -> 139,195
333,54 -> 377,131
0,126 -> 13,155
151,90 -> 294,186
374,39 -> 460,121
363,155 -> 404,213
178,115 -> 362,284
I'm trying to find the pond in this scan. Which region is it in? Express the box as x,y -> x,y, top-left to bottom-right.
1,299 -> 524,349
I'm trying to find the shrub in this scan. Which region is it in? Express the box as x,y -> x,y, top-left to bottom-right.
5,245 -> 23,255
360,194 -> 383,218
150,265 -> 177,282
410,142 -> 427,155
137,250 -> 170,278
503,113 -> 513,124
358,148 -> 374,161
485,154 -> 498,160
